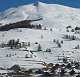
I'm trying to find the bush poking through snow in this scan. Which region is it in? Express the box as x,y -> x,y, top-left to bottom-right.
45,48 -> 51,52
69,69 -> 75,76
57,43 -> 61,48
37,44 -> 42,51
7,39 -> 22,49
9,65 -> 21,72
62,35 -> 80,40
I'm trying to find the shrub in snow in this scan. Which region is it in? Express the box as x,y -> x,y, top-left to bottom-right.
66,26 -> 72,29
69,69 -> 75,76
0,43 -> 5,48
75,45 -> 80,49
61,40 -> 63,44
8,39 -> 15,49
6,54 -> 12,57
75,27 -> 80,30
10,65 -> 21,72
66,29 -> 69,32
7,39 -> 21,49
63,57 -> 67,63
53,39 -> 56,42
25,54 -> 32,58
75,62 -> 80,69
35,24 -> 42,29
28,42 -> 30,47
21,42 -> 27,47
76,75 -> 80,77
37,44 -> 42,51
56,40 -> 59,44
65,35 -> 69,39
35,69 -> 44,74
63,34 -> 79,40
35,42 -> 38,44
50,66 -> 55,74
38,24 -> 42,29
55,64 -> 59,69
57,43 -> 61,48
60,68 -> 65,76
66,63 -> 72,69
72,35 -> 76,40
18,29 -> 22,32
45,48 -> 51,52
71,29 -> 74,32
6,54 -> 8,57
50,28 -> 53,31
48,63 -> 53,67
27,69 -> 33,74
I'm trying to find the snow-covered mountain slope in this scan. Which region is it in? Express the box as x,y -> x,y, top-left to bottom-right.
0,2 -> 80,69
0,28 -> 80,68
0,3 -> 40,25
0,2 -> 80,29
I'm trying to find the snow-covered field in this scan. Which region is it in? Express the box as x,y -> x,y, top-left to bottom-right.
0,28 -> 80,70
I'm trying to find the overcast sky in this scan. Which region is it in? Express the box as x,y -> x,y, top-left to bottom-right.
0,0 -> 80,11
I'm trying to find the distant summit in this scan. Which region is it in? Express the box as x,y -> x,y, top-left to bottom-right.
0,2 -> 80,30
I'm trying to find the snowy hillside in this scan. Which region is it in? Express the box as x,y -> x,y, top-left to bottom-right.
0,2 -> 80,29
0,2 -> 80,76
0,27 -> 80,69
